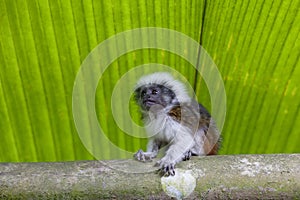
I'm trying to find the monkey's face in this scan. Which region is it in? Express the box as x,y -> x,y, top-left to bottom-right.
135,84 -> 178,111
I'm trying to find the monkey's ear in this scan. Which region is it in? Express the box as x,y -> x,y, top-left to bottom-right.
134,87 -> 142,102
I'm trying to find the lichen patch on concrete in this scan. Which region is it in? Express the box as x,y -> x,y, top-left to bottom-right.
232,158 -> 279,177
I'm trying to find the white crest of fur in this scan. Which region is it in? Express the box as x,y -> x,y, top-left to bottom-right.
135,72 -> 191,103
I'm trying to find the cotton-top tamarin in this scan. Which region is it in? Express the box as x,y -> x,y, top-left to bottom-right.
134,72 -> 220,176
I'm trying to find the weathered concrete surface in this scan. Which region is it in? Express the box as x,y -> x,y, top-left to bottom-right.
0,154 -> 299,199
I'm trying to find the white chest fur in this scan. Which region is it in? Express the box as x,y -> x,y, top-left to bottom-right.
144,109 -> 188,143
143,108 -> 206,156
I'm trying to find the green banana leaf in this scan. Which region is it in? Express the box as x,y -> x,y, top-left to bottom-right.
0,0 -> 299,162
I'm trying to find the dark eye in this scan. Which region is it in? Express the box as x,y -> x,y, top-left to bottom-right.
141,90 -> 146,97
152,89 -> 158,95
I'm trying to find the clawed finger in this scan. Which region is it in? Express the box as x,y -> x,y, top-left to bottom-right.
164,164 -> 175,176
156,164 -> 175,176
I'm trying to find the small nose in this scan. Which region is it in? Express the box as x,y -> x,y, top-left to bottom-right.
145,93 -> 151,99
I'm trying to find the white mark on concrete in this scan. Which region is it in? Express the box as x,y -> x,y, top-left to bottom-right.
161,169 -> 196,200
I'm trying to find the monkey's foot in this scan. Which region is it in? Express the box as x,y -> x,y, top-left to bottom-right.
156,158 -> 176,176
134,149 -> 155,162
182,150 -> 192,161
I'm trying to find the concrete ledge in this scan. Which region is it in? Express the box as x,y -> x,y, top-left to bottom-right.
0,154 -> 299,199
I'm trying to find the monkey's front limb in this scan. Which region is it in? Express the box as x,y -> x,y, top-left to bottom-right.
134,139 -> 159,162
134,150 -> 157,162
156,131 -> 194,176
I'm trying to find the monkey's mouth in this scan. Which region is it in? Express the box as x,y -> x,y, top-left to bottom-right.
143,99 -> 157,107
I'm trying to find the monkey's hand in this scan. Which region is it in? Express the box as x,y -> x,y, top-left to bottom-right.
156,150 -> 192,176
182,150 -> 192,161
156,157 -> 176,176
134,149 -> 156,162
